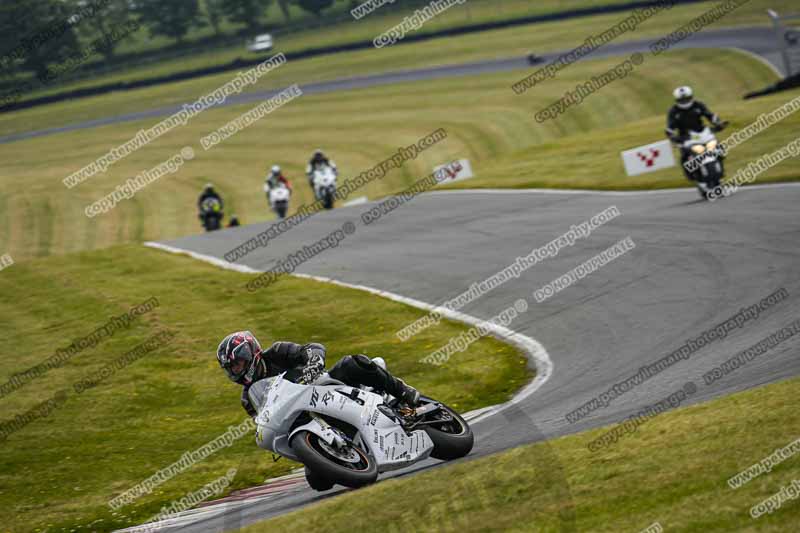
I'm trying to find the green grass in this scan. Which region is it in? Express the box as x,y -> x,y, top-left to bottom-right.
242,375 -> 800,532
2,0 -> 795,136
0,48 -> 792,263
0,244 -> 530,533
10,0 -> 634,103
441,59 -> 800,191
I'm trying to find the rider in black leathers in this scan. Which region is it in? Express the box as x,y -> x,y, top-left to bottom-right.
305,149 -> 337,188
197,183 -> 224,229
198,183 -> 223,211
665,86 -> 725,180
216,331 -> 420,418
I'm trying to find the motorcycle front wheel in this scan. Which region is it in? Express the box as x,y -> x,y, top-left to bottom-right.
204,217 -> 221,231
291,430 -> 377,488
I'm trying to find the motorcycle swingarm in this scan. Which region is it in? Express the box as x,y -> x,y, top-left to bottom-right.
401,403 -> 444,430
413,402 -> 441,416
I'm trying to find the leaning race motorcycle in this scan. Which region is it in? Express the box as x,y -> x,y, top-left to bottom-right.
248,362 -> 474,491
681,122 -> 728,200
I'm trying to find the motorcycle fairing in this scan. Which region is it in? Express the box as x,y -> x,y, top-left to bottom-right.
252,374 -> 433,472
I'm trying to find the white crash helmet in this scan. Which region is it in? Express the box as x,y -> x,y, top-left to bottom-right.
270,165 -> 280,174
673,86 -> 694,109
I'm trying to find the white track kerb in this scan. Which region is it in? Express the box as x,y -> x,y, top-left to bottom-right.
142,241 -> 552,426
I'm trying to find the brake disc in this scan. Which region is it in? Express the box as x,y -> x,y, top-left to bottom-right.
318,439 -> 361,463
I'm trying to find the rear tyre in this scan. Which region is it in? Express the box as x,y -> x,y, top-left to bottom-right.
290,430 -> 377,488
420,400 -> 474,460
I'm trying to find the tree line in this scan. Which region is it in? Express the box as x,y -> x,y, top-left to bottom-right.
0,0 -> 338,78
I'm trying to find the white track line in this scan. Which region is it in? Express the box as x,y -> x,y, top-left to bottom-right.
135,241 -> 552,531
729,47 -> 785,78
145,242 -> 261,274
427,182 -> 800,197
287,271 -> 552,424
142,242 -> 552,423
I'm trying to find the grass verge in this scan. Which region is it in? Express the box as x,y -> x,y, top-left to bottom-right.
1,0 -> 795,136
0,244 -> 530,533
442,75 -> 800,191
9,0 -> 634,103
0,49 -> 790,263
242,375 -> 800,532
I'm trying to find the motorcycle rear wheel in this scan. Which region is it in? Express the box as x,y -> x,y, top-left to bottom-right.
291,430 -> 377,488
420,400 -> 474,460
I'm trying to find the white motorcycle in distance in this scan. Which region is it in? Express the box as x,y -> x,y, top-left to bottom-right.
248,362 -> 474,491
682,122 -> 727,200
312,166 -> 337,209
266,182 -> 291,218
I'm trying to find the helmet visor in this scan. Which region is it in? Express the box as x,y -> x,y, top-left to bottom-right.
219,340 -> 255,382
229,357 -> 248,375
221,357 -> 248,382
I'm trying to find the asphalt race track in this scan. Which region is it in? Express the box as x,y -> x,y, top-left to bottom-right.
35,18 -> 788,533
0,26 -> 785,145
142,184 -> 800,532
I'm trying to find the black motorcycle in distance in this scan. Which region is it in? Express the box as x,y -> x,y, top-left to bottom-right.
199,197 -> 224,231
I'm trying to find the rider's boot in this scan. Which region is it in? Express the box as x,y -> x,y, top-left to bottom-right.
330,354 -> 420,405
394,378 -> 420,406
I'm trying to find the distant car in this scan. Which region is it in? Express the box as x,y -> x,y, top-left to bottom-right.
247,34 -> 274,53
527,53 -> 544,65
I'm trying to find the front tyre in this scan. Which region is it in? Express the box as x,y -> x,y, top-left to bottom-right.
290,431 -> 377,488
420,400 -> 474,460
323,189 -> 334,209
204,216 -> 221,231
304,466 -> 334,492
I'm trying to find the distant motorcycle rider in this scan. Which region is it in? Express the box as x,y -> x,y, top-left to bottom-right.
306,149 -> 337,187
197,183 -> 224,230
198,183 -> 223,211
665,86 -> 726,179
265,165 -> 292,192
216,331 -> 420,418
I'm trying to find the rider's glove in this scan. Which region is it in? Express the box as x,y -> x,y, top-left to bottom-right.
299,360 -> 324,384
300,364 -> 322,384
298,346 -> 325,384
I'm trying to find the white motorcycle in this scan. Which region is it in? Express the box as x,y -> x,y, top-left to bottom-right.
681,123 -> 727,200
312,166 -> 337,209
248,362 -> 474,491
266,183 -> 291,219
